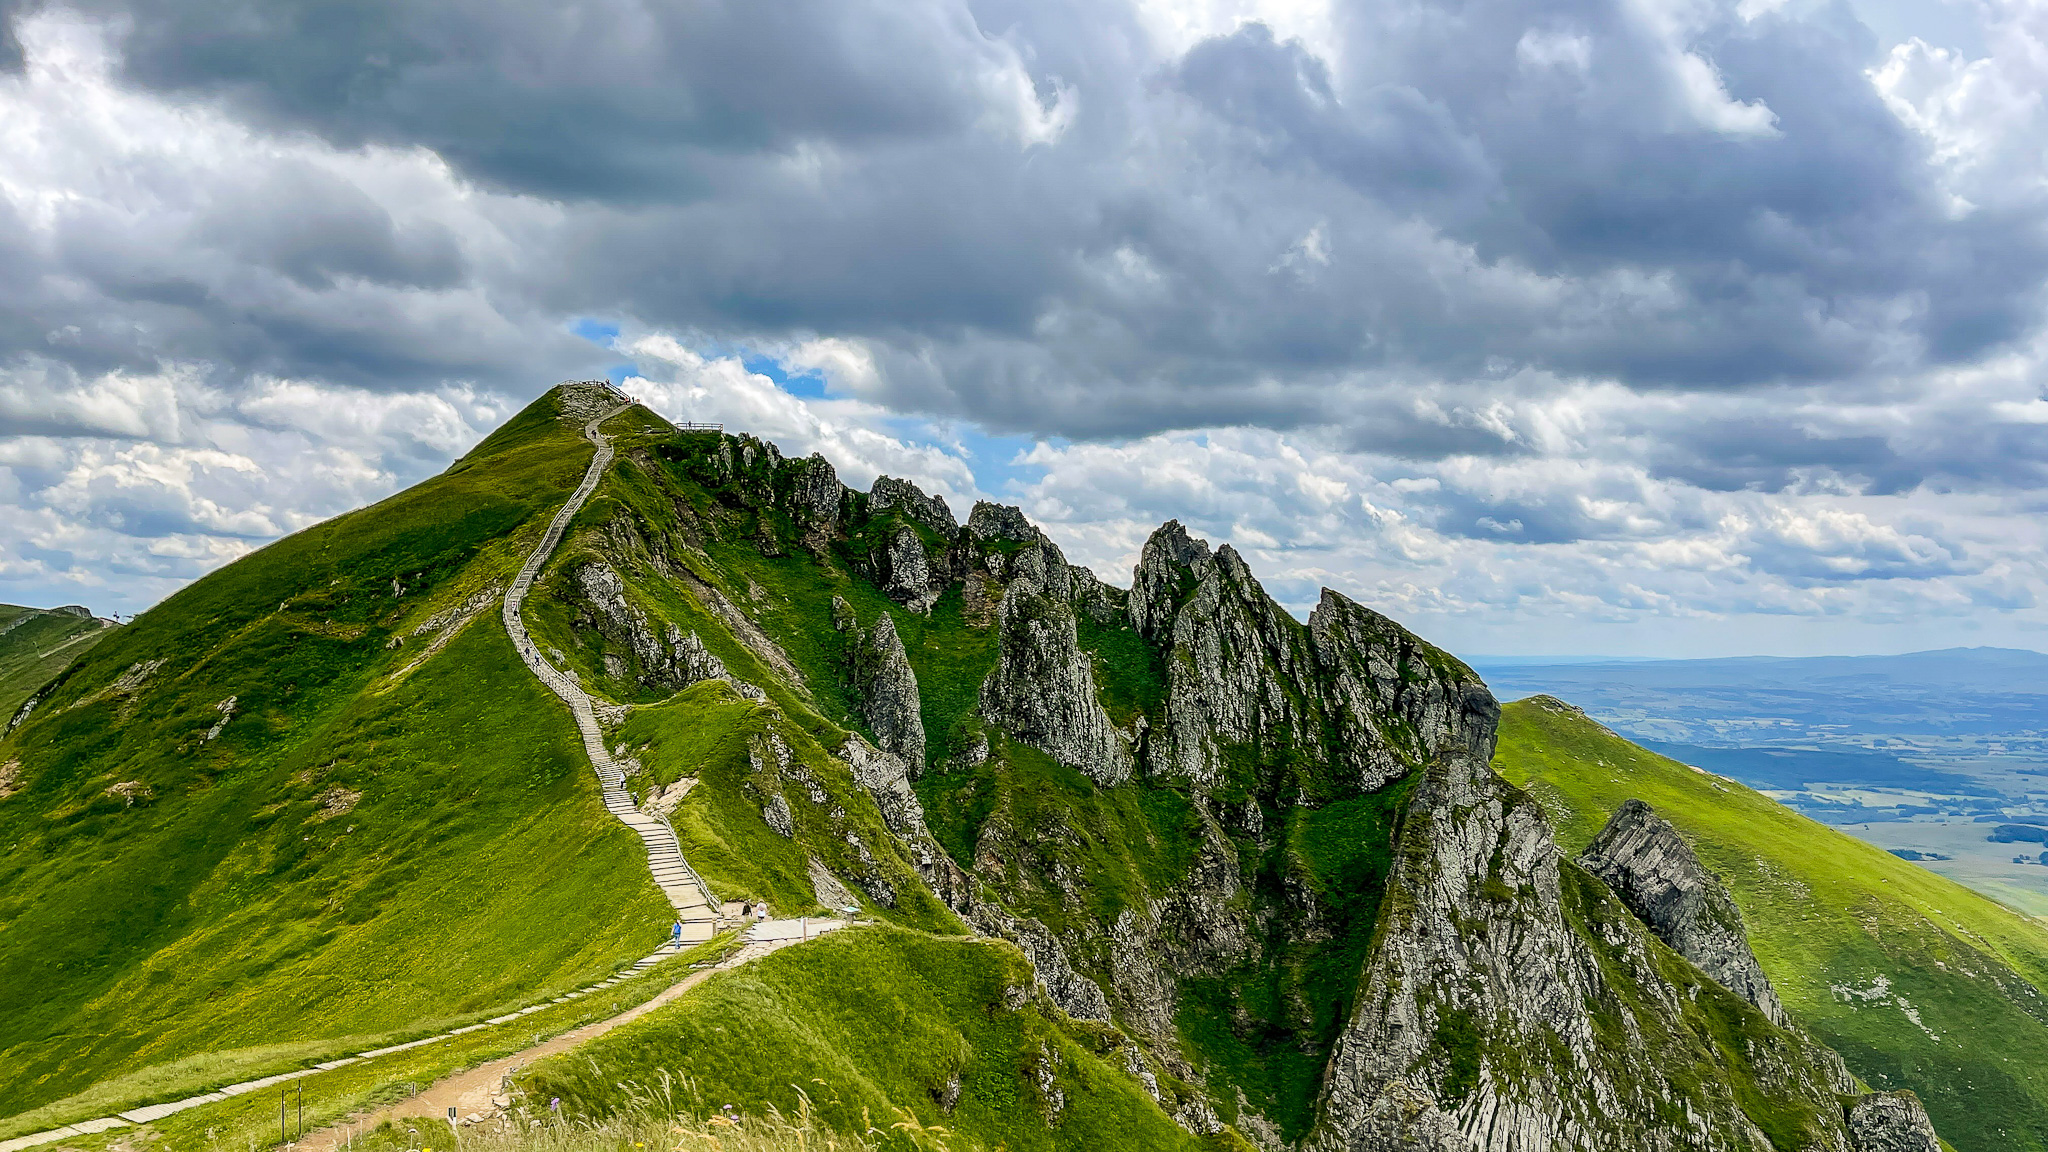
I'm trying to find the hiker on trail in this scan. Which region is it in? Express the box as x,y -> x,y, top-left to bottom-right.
740,900 -> 752,919
670,920 -> 682,944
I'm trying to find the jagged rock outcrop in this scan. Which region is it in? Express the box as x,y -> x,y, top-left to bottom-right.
1309,589 -> 1501,771
1314,751 -> 1856,1152
839,604 -> 927,771
1846,1091 -> 1942,1152
968,500 -> 1042,543
979,539 -> 1134,786
870,476 -> 960,537
966,902 -> 1115,1024
1579,799 -> 1791,1028
879,524 -> 941,612
574,561 -> 670,682
666,624 -> 730,685
553,424 -> 1948,1152
1128,519 -> 1211,641
786,454 -> 845,547
1128,522 -> 1494,791
808,856 -> 860,910
840,735 -> 927,840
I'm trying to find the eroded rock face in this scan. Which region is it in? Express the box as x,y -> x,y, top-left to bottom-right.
843,608 -> 928,771
1846,1091 -> 1941,1152
968,500 -> 1041,543
1309,589 -> 1500,771
841,735 -> 927,840
665,624 -> 732,686
573,562 -> 670,683
1579,798 -> 1790,1028
979,540 -> 1133,786
1314,752 -> 1854,1152
786,455 -> 845,545
870,476 -> 960,537
1129,523 -> 1494,791
879,525 -> 940,612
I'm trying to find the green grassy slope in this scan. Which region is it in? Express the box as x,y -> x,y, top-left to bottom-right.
519,925 -> 1238,1152
1495,695 -> 2048,1152
0,395 -> 670,1114
0,604 -> 116,719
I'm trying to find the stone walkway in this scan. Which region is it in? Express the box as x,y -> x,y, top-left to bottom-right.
498,385 -> 725,943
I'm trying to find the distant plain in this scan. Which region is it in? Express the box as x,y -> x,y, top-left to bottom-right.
1476,648 -> 2048,917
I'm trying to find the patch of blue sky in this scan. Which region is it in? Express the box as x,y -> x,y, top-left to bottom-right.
569,317 -> 621,346
593,326 -> 1050,504
951,424 -> 1043,501
738,352 -> 827,399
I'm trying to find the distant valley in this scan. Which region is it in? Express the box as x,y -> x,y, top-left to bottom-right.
1477,649 -> 2048,916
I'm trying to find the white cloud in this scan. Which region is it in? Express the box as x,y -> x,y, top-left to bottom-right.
622,334 -> 981,508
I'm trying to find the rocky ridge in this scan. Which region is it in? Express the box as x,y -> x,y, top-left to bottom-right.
1580,798 -> 1792,1028
544,416 -> 1947,1152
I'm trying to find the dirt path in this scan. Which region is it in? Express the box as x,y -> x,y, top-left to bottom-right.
297,937 -> 802,1152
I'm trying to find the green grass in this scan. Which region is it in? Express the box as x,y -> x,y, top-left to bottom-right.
1495,695 -> 2048,1152
518,926 -> 1226,1152
16,935 -> 742,1149
1173,778 -> 1411,1140
0,392 -> 674,1115
1075,612 -> 1166,727
918,738 -> 1199,937
0,606 -> 116,720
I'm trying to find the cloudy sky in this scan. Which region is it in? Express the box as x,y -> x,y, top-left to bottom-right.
1,0 -> 2045,658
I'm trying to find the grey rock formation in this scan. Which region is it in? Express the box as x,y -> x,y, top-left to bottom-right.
1846,1091 -> 1941,1152
1579,799 -> 1790,1028
1309,589 -> 1501,771
979,541 -> 1133,786
572,561 -> 673,685
1127,519 -> 1212,641
808,856 -> 860,911
785,454 -> 844,545
879,524 -> 940,612
1128,523 -> 1492,791
665,624 -> 731,685
967,901 -> 1115,1023
841,735 -> 928,840
844,609 -> 928,771
870,476 -> 959,537
761,793 -> 795,838
1314,752 -> 1854,1152
968,500 -> 1041,543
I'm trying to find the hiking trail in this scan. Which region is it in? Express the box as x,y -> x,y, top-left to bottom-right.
500,384 -> 725,945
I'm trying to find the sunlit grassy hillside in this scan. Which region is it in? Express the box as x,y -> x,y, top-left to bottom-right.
520,925 -> 1238,1152
0,395 -> 669,1114
0,604 -> 116,719
1495,695 -> 2048,1152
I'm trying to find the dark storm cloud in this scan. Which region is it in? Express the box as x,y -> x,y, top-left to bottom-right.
1,0 -> 2044,501
0,1 -> 29,71
104,0 -> 1037,201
